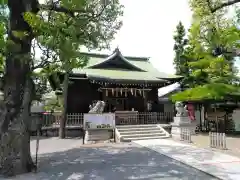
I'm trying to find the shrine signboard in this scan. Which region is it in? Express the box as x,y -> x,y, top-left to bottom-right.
83,113 -> 115,130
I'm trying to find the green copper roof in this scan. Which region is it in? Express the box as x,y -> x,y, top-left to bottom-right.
72,69 -> 167,82
72,49 -> 182,82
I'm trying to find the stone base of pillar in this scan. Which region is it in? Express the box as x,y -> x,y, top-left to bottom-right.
171,116 -> 197,139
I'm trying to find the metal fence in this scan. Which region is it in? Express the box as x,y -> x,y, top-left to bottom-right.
209,132 -> 227,149
39,112 -> 174,127
180,128 -> 192,143
115,112 -> 174,125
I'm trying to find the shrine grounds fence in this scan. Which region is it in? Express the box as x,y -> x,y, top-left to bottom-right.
209,132 -> 227,149
115,112 -> 174,125
38,113 -> 84,128
180,128 -> 192,143
37,112 -> 174,128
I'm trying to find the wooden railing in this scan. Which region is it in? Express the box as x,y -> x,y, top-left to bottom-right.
66,113 -> 83,126
38,112 -> 174,127
37,113 -> 83,128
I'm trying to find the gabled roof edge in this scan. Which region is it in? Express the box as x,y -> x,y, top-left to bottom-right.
87,48 -> 147,72
79,51 -> 149,61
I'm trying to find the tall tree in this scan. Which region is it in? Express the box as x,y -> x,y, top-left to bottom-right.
0,0 -> 123,176
173,21 -> 188,75
172,0 -> 240,101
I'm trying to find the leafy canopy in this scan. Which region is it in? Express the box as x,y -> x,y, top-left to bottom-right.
29,0 -> 123,73
0,0 -> 124,99
171,0 -> 240,102
172,83 -> 240,101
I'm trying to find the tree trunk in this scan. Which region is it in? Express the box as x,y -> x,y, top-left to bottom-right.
0,78 -> 35,176
59,73 -> 69,139
0,0 -> 39,177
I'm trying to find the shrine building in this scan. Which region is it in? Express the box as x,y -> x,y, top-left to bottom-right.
49,48 -> 182,115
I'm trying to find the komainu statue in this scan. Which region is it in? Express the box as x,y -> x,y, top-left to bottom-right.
175,101 -> 188,116
89,101 -> 105,113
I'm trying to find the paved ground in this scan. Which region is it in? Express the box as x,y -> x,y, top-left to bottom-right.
30,137 -> 84,155
172,133 -> 240,158
5,137 -> 217,180
135,139 -> 240,180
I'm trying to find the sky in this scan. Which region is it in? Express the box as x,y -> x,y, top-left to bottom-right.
37,0 -> 192,75
107,0 -> 192,75
36,0 -> 239,75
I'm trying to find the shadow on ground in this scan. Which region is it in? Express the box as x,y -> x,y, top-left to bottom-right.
12,143 -> 217,180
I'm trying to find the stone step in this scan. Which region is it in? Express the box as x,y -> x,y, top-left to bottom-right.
117,127 -> 160,132
115,124 -> 170,142
121,132 -> 166,139
119,129 -> 163,135
116,124 -> 158,129
123,136 -> 169,142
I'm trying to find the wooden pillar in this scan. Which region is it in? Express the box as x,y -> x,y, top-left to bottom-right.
199,104 -> 203,131
144,90 -> 148,112
59,73 -> 69,139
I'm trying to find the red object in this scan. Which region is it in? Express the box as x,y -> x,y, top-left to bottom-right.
187,104 -> 195,121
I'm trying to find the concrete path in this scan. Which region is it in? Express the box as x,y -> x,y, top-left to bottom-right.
134,139 -> 240,180
5,138 -> 217,180
30,137 -> 83,155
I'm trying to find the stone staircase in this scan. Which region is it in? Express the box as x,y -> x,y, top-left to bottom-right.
115,124 -> 170,142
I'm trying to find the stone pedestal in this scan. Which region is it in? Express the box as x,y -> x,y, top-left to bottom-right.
171,116 -> 197,139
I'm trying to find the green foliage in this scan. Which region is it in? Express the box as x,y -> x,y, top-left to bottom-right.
0,23 -> 5,72
0,0 -> 123,99
173,21 -> 188,75
32,71 -> 51,101
26,1 -> 122,68
0,5 -> 7,73
171,0 -> 240,102
172,83 -> 240,102
23,0 -> 123,88
44,96 -> 63,112
0,0 -> 7,5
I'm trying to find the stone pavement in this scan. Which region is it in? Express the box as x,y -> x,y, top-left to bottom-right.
134,139 -> 240,180
4,138 -> 217,180
30,137 -> 84,155
171,134 -> 240,158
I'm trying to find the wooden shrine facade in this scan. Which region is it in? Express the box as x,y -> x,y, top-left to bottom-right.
67,80 -> 160,113
49,48 -> 182,114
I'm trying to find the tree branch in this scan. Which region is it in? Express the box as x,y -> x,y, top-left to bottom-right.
40,4 -> 80,17
39,2 -> 108,19
209,0 -> 240,13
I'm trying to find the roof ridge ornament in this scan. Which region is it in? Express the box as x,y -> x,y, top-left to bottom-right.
113,47 -> 120,54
